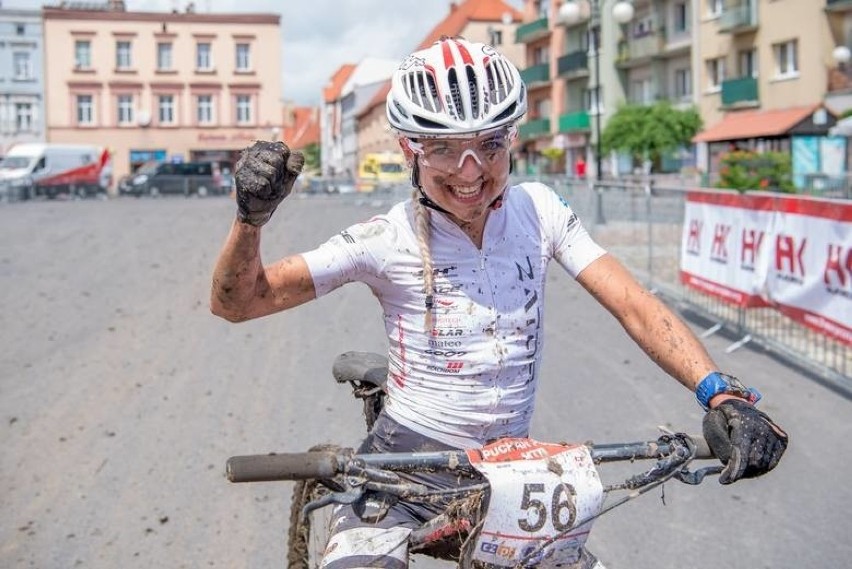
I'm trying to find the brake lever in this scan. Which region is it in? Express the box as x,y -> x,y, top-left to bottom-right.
675,465 -> 723,485
301,489 -> 362,521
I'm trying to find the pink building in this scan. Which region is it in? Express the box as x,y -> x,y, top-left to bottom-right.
43,3 -> 282,191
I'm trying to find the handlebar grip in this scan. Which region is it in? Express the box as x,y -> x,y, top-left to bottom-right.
226,452 -> 339,482
690,435 -> 716,460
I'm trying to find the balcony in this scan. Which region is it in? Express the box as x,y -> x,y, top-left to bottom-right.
616,33 -> 664,67
721,76 -> 759,108
557,51 -> 588,78
516,17 -> 550,43
719,2 -> 758,34
520,63 -> 551,88
518,118 -> 551,139
558,111 -> 590,132
826,0 -> 852,11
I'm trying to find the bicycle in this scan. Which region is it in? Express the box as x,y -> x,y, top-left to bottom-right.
226,352 -> 723,568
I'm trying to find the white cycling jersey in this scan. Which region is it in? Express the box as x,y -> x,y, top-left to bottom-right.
301,182 -> 606,449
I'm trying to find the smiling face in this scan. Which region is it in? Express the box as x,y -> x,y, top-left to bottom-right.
401,130 -> 512,228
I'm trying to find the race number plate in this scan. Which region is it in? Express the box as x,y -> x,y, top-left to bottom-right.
466,438 -> 603,568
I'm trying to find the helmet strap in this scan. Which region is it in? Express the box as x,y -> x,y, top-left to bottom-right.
412,161 -> 453,215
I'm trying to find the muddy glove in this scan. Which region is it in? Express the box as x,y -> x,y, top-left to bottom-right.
703,398 -> 788,485
234,140 -> 304,226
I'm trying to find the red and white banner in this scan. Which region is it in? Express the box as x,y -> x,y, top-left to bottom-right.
681,191 -> 852,345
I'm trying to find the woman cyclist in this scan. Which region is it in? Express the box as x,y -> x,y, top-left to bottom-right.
211,37 -> 787,568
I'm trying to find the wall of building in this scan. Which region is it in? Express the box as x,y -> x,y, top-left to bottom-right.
0,9 -> 45,154
42,8 -> 281,188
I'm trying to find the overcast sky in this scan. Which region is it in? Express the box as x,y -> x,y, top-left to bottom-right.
4,0 -> 524,106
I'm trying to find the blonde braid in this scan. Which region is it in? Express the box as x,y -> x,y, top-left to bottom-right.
411,189 -> 435,332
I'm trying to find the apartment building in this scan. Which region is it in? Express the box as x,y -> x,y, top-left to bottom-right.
42,2 -> 281,187
0,8 -> 45,154
515,0 -> 697,176
320,59 -> 398,179
516,0 -> 852,183
694,0 -> 849,184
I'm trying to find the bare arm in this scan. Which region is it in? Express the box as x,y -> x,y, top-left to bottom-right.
576,253 -> 716,391
210,220 -> 316,322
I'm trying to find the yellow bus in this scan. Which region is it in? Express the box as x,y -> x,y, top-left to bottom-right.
357,152 -> 408,192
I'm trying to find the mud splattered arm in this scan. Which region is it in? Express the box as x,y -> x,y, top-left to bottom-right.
210,220 -> 316,322
576,253 -> 716,391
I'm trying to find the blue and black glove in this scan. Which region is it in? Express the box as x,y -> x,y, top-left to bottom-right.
703,398 -> 788,484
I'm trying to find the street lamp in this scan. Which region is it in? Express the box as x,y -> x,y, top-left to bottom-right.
559,0 -> 634,181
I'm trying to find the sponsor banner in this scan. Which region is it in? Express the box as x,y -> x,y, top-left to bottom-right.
680,191 -> 773,307
759,203 -> 851,345
681,191 -> 852,345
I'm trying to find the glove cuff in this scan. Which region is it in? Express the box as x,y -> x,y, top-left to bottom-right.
695,372 -> 761,411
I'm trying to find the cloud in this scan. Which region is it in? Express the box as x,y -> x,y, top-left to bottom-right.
7,0 -> 522,105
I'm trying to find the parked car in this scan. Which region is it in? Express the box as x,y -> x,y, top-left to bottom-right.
118,161 -> 220,197
0,143 -> 110,201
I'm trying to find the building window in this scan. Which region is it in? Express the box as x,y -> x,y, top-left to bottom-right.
535,0 -> 549,20
673,1 -> 689,33
773,40 -> 798,78
738,49 -> 758,78
75,40 -> 91,69
157,42 -> 173,70
235,94 -> 252,124
13,52 -> 31,80
76,95 -> 94,125
235,43 -> 251,71
489,29 -> 503,46
196,94 -> 214,124
116,40 -> 132,70
630,78 -> 653,104
708,0 -> 723,17
16,23 -> 25,35
196,42 -> 212,70
533,45 -> 549,65
584,87 -> 601,114
675,68 -> 692,99
15,103 -> 33,131
158,95 -> 175,124
117,94 -> 134,125
706,57 -> 725,91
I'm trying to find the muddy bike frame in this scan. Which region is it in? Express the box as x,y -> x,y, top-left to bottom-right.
225,352 -> 722,567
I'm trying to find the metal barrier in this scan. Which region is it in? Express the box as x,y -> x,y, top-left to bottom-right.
323,176 -> 850,387
530,176 -> 850,389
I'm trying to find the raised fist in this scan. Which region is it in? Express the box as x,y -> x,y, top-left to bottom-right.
234,140 -> 304,226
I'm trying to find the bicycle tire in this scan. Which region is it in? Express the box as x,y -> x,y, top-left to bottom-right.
286,445 -> 341,569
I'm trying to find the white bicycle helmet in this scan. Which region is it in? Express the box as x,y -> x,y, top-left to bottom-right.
386,36 -> 527,138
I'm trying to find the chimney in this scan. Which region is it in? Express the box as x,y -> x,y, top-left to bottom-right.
449,1 -> 457,12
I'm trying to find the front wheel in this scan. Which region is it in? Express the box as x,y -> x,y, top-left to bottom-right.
287,444 -> 341,569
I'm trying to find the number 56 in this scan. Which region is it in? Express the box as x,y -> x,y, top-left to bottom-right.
518,483 -> 577,533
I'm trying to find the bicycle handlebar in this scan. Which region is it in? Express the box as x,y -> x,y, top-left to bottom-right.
226,434 -> 715,483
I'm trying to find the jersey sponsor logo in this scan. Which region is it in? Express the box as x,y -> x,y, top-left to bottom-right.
428,339 -> 462,348
425,349 -> 467,358
434,283 -> 462,294
427,361 -> 465,374
432,328 -> 464,337
416,265 -> 459,278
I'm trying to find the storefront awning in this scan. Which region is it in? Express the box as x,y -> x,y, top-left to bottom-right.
692,104 -> 822,143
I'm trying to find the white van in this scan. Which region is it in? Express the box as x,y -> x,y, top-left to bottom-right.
0,143 -> 111,201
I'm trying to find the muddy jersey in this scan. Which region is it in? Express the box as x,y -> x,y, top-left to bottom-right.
301,182 -> 606,449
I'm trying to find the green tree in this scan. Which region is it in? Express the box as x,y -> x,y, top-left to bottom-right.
301,143 -> 321,174
601,101 -> 702,172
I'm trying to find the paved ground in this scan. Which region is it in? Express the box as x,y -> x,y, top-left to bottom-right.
0,194 -> 850,569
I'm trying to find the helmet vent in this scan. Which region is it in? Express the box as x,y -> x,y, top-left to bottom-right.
447,68 -> 464,121
486,59 -> 514,103
466,66 -> 479,119
404,71 -> 440,114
